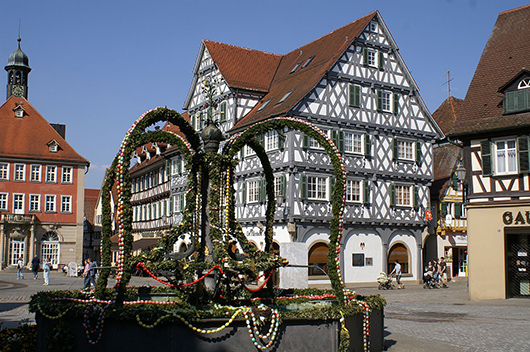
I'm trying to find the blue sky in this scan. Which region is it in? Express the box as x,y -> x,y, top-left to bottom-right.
0,0 -> 527,189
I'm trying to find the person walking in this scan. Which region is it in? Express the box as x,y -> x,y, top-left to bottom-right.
16,257 -> 24,280
439,257 -> 448,288
82,259 -> 96,291
390,259 -> 404,289
31,255 -> 40,279
42,258 -> 51,285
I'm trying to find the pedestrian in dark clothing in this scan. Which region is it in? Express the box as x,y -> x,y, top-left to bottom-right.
82,259 -> 96,291
31,256 -> 40,279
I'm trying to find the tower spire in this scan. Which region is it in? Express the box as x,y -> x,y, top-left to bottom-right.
5,35 -> 31,100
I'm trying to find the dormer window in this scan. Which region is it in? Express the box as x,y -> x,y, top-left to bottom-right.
518,78 -> 530,89
47,140 -> 60,153
500,71 -> 530,114
13,106 -> 25,118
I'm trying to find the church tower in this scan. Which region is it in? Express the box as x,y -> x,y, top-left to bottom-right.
5,37 -> 31,100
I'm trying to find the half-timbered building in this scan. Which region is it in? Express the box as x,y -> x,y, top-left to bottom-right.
183,11 -> 443,285
449,4 -> 530,299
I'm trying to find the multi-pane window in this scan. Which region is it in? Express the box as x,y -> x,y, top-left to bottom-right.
0,163 -> 8,180
62,166 -> 72,183
174,194 -> 185,213
219,101 -> 227,122
308,129 -> 329,149
395,185 -> 412,207
30,165 -> 41,182
307,176 -> 327,200
274,176 -> 284,198
41,232 -> 59,266
381,91 -> 392,112
366,49 -> 376,67
398,140 -> 414,160
0,193 -> 8,210
346,180 -> 361,202
344,132 -> 363,154
247,180 -> 260,203
495,139 -> 517,174
29,194 -> 40,212
14,164 -> 25,181
172,158 -> 183,176
45,195 -> 56,212
13,194 -> 24,213
46,166 -> 57,183
61,196 -> 72,213
265,131 -> 279,151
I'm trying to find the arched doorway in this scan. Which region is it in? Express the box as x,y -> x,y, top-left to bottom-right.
308,242 -> 328,277
41,232 -> 60,266
388,243 -> 409,274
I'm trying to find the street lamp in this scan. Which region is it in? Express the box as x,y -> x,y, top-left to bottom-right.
456,163 -> 466,184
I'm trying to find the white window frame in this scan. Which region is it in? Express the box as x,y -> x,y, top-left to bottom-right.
29,194 -> 40,212
45,195 -> 56,213
46,166 -> 57,183
30,165 -> 41,182
307,176 -> 328,200
381,90 -> 392,112
346,179 -> 362,203
245,145 -> 256,156
62,166 -> 73,184
265,131 -> 279,151
61,195 -> 72,213
0,163 -> 8,180
344,131 -> 363,154
174,193 -> 185,213
494,138 -> 517,175
395,185 -> 412,207
10,239 -> 24,266
309,129 -> 330,149
366,48 -> 377,67
13,193 -> 24,214
397,140 -> 414,161
14,164 -> 25,181
0,193 -> 8,211
274,176 -> 283,198
370,21 -> 378,32
247,180 -> 260,204
41,232 -> 60,266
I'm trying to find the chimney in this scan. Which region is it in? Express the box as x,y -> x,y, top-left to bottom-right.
51,123 -> 66,140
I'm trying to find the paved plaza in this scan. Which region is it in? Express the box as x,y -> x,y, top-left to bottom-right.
1,272 -> 530,351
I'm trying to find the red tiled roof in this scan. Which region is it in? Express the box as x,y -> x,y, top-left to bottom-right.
450,4 -> 530,136
432,143 -> 461,199
432,96 -> 464,134
204,41 -> 282,92
84,188 -> 100,225
0,96 -> 89,164
231,12 -> 376,131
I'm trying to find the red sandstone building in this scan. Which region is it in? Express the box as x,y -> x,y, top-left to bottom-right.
0,38 -> 89,269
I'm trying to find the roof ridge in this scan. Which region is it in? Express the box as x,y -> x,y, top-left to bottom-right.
203,39 -> 282,58
499,3 -> 530,15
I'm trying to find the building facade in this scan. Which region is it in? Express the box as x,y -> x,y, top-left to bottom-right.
449,5 -> 530,299
181,11 -> 443,285
0,39 -> 89,269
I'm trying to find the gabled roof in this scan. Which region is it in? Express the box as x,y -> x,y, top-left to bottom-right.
204,40 -> 281,92
432,96 -> 464,134
231,12 -> 376,130
84,188 -> 100,226
0,96 -> 89,164
450,4 -> 530,136
432,143 -> 461,199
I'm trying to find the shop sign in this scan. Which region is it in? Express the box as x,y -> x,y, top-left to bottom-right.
502,211 -> 530,226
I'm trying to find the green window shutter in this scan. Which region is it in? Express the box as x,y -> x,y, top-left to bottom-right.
190,115 -> 196,129
363,180 -> 370,205
364,134 -> 371,157
278,132 -> 285,151
300,173 -> 307,200
451,173 -> 458,189
329,176 -> 336,201
390,184 -> 395,207
480,140 -> 492,177
179,194 -> 185,212
392,138 -> 398,161
454,202 -> 462,219
332,130 -> 344,153
169,196 -> 174,214
242,182 -> 247,205
240,147 -> 245,158
518,136 -> 530,173
362,48 -> 368,66
376,90 -> 382,112
505,91 -> 515,113
177,157 -> 182,175
378,52 -> 384,70
441,202 -> 447,217
165,159 -> 171,180
303,133 -> 309,150
413,186 -> 419,209
415,142 -> 422,164
258,179 -> 266,203
280,175 -> 286,197
393,93 -> 399,115
219,102 -> 227,122
349,84 -> 361,108
198,113 -> 203,129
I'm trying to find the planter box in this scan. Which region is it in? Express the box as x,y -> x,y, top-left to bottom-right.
36,309 -> 383,352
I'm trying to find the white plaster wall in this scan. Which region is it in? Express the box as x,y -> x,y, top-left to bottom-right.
341,231 -> 382,283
